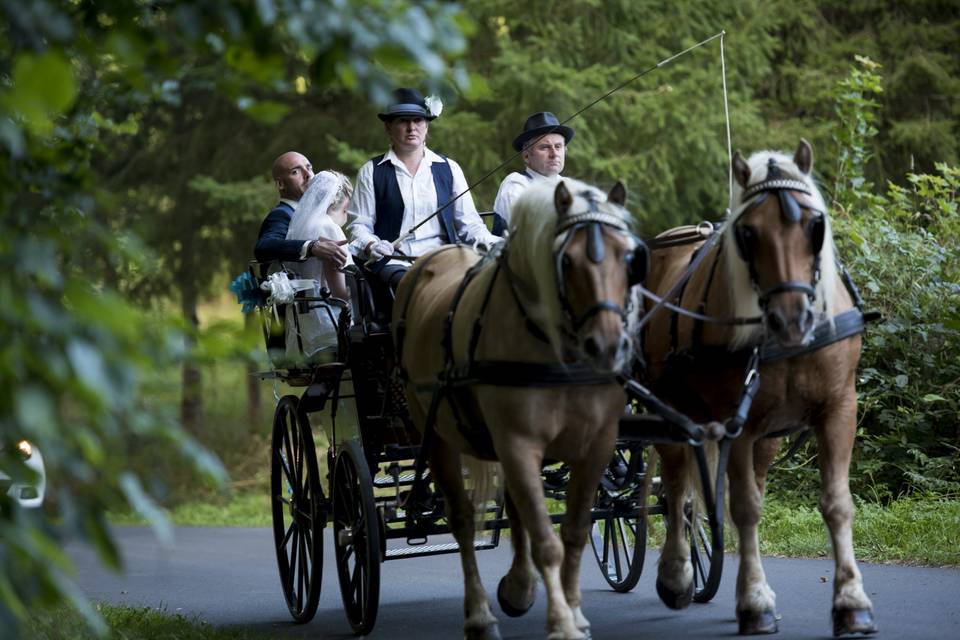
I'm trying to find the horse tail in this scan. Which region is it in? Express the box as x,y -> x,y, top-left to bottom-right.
463,455 -> 502,531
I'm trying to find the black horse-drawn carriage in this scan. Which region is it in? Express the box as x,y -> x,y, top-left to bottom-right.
248,253 -> 730,636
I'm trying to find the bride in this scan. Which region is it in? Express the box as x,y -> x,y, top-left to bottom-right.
283,170 -> 354,362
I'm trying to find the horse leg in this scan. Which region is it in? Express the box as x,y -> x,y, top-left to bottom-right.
560,449 -> 615,635
655,443 -> 694,609
729,437 -> 778,635
497,490 -> 538,617
428,439 -> 500,640
499,446 -> 583,640
814,395 -> 877,636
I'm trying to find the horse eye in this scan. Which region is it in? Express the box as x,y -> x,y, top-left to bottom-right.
561,254 -> 573,270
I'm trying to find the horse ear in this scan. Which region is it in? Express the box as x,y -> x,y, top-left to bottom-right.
733,151 -> 751,188
607,181 -> 627,206
554,181 -> 573,216
794,138 -> 814,175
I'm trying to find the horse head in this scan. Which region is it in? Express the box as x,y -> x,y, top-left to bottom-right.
726,139 -> 835,348
551,179 -> 645,372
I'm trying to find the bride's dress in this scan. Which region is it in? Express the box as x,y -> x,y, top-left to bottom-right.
282,172 -> 353,363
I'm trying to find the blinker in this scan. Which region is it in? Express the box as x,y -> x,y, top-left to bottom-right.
627,241 -> 649,286
809,214 -> 825,254
734,224 -> 752,262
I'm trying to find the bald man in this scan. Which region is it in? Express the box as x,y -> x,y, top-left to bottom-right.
254,151 -> 348,265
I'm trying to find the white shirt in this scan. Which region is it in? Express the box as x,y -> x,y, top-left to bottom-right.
347,147 -> 498,264
493,168 -> 560,226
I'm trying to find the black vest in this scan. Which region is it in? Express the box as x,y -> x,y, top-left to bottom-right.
372,153 -> 458,244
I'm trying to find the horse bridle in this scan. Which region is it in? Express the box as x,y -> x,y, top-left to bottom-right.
553,190 -> 648,333
732,158 -> 827,310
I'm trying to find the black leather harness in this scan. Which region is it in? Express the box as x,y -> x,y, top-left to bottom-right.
394,210 -> 637,458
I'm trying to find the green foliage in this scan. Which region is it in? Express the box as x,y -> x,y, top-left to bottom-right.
0,1 -> 469,637
832,55 -> 883,210
835,168 -> 960,499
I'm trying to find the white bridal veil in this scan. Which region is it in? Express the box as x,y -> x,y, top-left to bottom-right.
282,171 -> 352,363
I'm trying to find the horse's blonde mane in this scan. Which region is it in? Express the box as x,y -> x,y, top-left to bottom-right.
506,177 -> 633,357
723,149 -> 840,348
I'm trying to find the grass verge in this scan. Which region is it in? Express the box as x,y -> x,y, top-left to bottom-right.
758,495 -> 960,566
25,603 -> 271,640
111,490 -> 960,567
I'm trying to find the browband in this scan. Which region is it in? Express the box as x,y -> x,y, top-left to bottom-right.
742,178 -> 812,200
556,211 -> 629,233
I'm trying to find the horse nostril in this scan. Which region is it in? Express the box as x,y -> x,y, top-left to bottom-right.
583,336 -> 601,359
766,310 -> 784,334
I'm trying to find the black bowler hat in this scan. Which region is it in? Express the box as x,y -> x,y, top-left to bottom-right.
377,88 -> 436,122
512,111 -> 574,151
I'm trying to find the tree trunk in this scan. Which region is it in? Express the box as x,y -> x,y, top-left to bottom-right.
180,285 -> 203,433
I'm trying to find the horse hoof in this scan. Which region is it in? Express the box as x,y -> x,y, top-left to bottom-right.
737,608 -> 779,635
497,576 -> 534,618
832,607 -> 878,636
656,577 -> 693,610
465,623 -> 502,640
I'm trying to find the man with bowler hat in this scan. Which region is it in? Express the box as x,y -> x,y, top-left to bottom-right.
347,88 -> 500,293
492,112 -> 574,233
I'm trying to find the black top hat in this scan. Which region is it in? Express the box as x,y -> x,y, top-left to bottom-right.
377,88 -> 436,122
512,112 -> 574,151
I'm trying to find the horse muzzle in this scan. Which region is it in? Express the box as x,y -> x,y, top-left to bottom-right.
578,305 -> 632,374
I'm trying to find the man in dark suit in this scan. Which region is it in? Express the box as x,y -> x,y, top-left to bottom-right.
254,151 -> 349,267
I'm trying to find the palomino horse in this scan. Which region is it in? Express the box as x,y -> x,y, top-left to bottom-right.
394,178 -> 643,639
640,140 -> 877,636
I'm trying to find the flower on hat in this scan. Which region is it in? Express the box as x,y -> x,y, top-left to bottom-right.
424,95 -> 443,118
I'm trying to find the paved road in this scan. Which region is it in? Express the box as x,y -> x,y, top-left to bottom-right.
69,527 -> 960,639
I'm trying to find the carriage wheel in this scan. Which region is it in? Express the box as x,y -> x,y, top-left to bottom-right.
271,395 -> 325,623
333,439 -> 381,635
589,444 -> 648,592
686,498 -> 724,603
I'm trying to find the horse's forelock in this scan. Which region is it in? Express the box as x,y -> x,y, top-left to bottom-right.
724,149 -> 839,348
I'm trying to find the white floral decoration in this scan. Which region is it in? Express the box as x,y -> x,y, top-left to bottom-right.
424,95 -> 443,118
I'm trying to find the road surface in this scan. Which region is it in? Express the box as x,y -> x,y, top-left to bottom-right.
69,526 -> 960,639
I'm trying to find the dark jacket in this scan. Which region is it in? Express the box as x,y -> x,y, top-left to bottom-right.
254,202 -> 304,263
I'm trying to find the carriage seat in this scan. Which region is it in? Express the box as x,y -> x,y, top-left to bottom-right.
248,260 -> 353,374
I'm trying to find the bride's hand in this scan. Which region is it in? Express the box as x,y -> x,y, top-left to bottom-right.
309,238 -> 350,269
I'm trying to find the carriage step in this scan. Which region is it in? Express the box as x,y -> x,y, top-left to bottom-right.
373,471 -> 429,488
385,540 -> 497,560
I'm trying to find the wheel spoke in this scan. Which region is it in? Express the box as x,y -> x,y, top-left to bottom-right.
279,520 -> 295,552
294,431 -> 305,496
691,536 -> 706,584
601,522 -> 612,568
351,558 -> 362,598
282,417 -> 298,490
297,529 -> 307,611
611,518 -> 623,578
617,517 -> 633,566
287,526 -> 300,596
697,523 -> 712,561
275,447 -> 294,488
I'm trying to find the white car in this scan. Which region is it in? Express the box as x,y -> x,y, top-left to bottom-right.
1,440 -> 46,508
